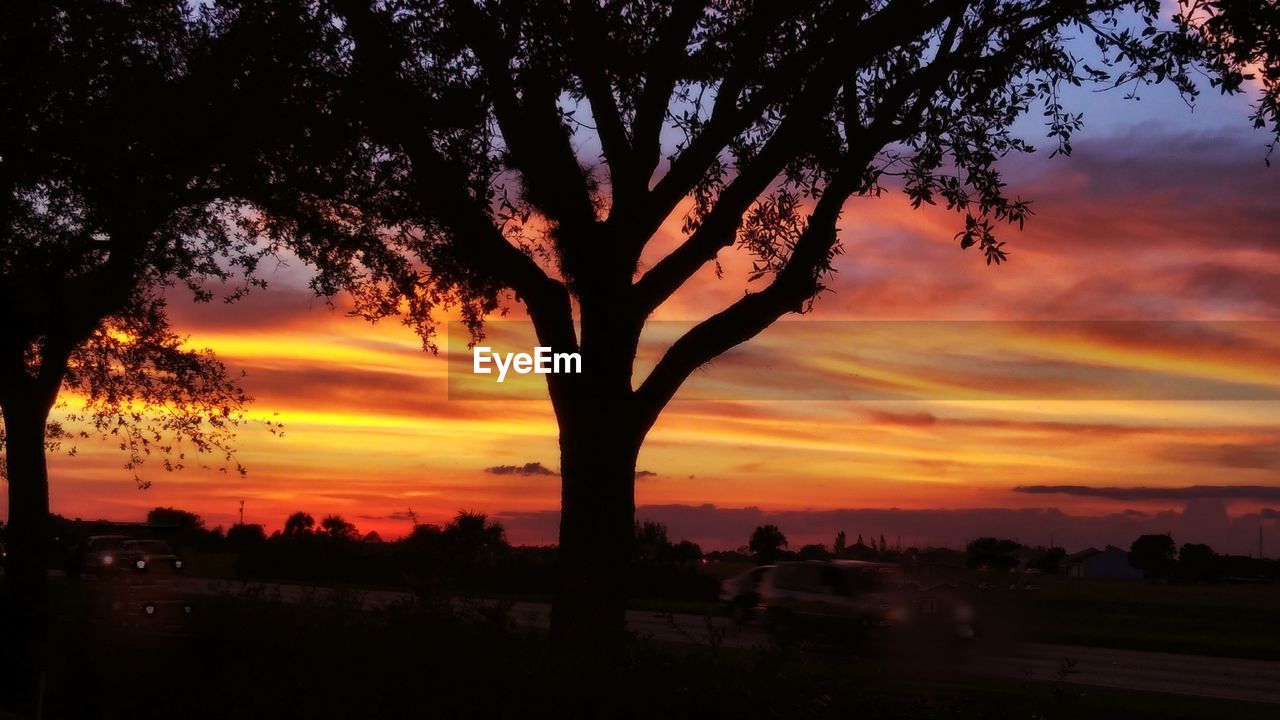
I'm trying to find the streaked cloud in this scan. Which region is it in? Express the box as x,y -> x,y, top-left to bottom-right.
1014,485 -> 1280,501
9,124 -> 1278,551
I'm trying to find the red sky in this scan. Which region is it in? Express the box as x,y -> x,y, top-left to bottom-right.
13,95 -> 1280,555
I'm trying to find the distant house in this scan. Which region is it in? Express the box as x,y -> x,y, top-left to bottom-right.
1066,545 -> 1143,579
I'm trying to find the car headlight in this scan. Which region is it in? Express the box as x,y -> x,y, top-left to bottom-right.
102,555 -> 113,565
135,559 -> 147,570
174,559 -> 184,569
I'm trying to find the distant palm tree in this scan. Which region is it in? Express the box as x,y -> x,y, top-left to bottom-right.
283,511 -> 315,539
320,515 -> 359,541
443,511 -> 507,559
749,525 -> 788,564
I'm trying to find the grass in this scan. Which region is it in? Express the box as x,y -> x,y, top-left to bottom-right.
961,575 -> 1280,660
4,581 -> 1276,719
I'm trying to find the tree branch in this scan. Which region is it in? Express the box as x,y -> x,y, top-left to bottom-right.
445,0 -> 598,233
634,3 -> 994,422
633,0 -> 966,315
637,2 -> 852,240
629,0 -> 710,184
567,0 -> 633,185
633,171 -> 857,432
333,0 -> 578,354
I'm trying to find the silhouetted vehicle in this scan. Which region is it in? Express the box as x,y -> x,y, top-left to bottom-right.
756,561 -> 975,653
65,534 -> 131,579
720,565 -> 772,622
74,539 -> 195,632
118,539 -> 185,574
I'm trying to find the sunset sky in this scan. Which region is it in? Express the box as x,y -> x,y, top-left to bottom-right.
17,75 -> 1280,556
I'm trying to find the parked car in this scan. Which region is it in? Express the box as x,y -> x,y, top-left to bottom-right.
117,539 -> 185,574
719,565 -> 773,622
756,560 -> 976,653
65,534 -> 131,579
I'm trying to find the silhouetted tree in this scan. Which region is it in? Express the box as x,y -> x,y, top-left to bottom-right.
1130,533 -> 1177,579
634,520 -> 672,562
0,0 -> 368,604
146,506 -> 224,548
283,512 -> 316,540
669,540 -> 703,565
147,507 -> 206,531
443,511 -> 508,561
797,543 -> 831,561
749,525 -> 788,564
321,515 -> 359,541
406,523 -> 444,547
833,531 -> 848,556
0,2 -> 248,604
1029,546 -> 1067,574
226,523 -> 267,550
277,0 -> 1277,642
1178,542 -> 1218,582
966,537 -> 1023,571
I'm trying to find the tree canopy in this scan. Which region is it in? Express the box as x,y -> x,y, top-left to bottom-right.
749,524 -> 788,563
287,0 -> 1279,377
0,1 -> 257,482
256,0 -> 1280,641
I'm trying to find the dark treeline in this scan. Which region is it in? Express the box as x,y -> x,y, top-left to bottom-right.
34,509 -> 718,602
19,514 -> 1277,593
1126,532 -> 1279,583
962,533 -> 1280,583
715,524 -> 1280,583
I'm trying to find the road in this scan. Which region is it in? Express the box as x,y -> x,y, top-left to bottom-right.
175,576 -> 1280,705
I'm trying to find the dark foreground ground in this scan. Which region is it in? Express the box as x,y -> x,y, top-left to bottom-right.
2,579 -> 1277,720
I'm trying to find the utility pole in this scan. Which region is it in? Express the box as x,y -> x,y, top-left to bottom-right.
239,499 -> 245,526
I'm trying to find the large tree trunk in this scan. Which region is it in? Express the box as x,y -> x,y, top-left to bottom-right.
0,384 -> 58,711
550,417 -> 641,645
2,393 -> 55,594
547,306 -> 643,646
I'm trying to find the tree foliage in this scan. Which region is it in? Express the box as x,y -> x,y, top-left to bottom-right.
748,524 -> 788,563
146,506 -> 207,531
442,510 -> 509,558
321,514 -> 360,541
0,1 -> 319,485
1130,533 -> 1177,578
283,511 -> 317,539
280,0 -> 1280,370
966,536 -> 1023,571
